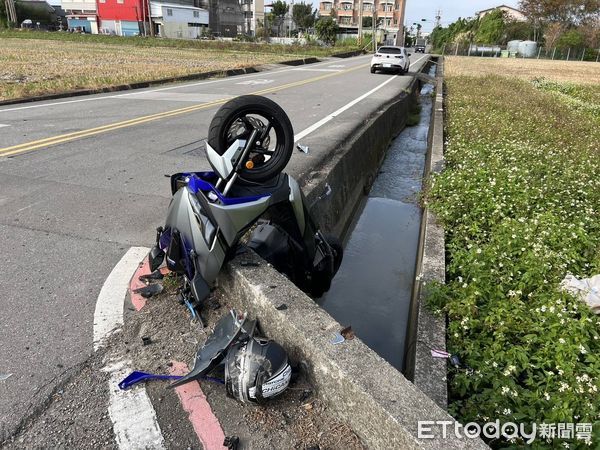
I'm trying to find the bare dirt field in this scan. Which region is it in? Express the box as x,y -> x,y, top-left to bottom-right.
445,56 -> 600,85
0,38 -> 296,101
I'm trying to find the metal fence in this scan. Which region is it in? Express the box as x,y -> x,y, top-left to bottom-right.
440,43 -> 600,62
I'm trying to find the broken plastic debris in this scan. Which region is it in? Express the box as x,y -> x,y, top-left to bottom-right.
119,371 -> 183,390
133,283 -> 163,298
224,435 -> 240,450
330,333 -> 344,345
0,373 -> 13,381
296,144 -> 309,154
431,349 -> 450,359
139,270 -> 164,282
118,370 -> 223,390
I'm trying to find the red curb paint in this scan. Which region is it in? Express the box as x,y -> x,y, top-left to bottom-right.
129,258 -> 151,311
129,258 -> 170,312
170,361 -> 227,450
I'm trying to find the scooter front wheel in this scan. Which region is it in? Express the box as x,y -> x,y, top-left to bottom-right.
208,95 -> 294,183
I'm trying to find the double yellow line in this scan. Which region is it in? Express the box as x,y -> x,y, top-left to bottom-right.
0,63 -> 368,158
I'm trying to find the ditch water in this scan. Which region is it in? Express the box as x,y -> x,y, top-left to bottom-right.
318,67 -> 436,371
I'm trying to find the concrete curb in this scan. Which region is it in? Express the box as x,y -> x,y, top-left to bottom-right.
220,59 -> 487,449
300,81 -> 418,238
331,49 -> 367,58
404,57 -> 449,409
0,57 -> 320,107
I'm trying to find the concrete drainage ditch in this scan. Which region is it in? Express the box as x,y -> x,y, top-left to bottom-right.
220,57 -> 488,449
318,63 -> 437,373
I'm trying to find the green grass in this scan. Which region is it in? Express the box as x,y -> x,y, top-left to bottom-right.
406,103 -> 422,126
427,74 -> 600,448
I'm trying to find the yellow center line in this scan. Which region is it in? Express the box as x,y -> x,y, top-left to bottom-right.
0,63 -> 368,158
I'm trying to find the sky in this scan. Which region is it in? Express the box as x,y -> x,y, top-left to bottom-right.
405,0 -> 521,32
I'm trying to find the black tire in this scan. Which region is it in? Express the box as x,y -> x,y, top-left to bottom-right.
370,66 -> 376,74
207,95 -> 294,183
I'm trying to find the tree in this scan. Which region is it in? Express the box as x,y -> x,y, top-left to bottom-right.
543,21 -> 564,47
256,18 -> 270,41
271,0 -> 288,37
503,19 -> 535,42
475,9 -> 505,43
579,21 -> 600,48
292,2 -> 315,32
1,1 -> 8,27
315,16 -> 338,45
557,28 -> 584,48
519,0 -> 600,27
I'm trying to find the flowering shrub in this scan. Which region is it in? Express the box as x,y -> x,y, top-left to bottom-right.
427,74 -> 600,448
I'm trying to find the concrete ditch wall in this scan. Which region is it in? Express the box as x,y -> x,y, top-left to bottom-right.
404,57 -> 450,409
220,59 -> 487,449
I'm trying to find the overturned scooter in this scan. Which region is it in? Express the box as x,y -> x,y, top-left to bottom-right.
148,95 -> 343,310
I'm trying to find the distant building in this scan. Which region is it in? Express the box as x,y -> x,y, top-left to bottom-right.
150,2 -> 208,38
203,0 -> 243,37
240,0 -> 263,36
18,0 -> 63,28
476,5 -> 526,22
61,0 -> 98,32
319,0 -> 406,45
97,0 -> 150,35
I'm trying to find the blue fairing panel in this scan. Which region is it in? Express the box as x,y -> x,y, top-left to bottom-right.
180,172 -> 271,206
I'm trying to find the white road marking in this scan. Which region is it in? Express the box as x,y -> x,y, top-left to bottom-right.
93,246 -> 149,351
328,64 -> 346,68
0,124 -> 10,128
294,55 -> 428,143
94,246 -> 166,449
104,359 -> 166,450
0,56 -> 373,113
236,79 -> 274,85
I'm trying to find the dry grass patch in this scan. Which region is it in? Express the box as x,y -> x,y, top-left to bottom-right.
445,56 -> 600,85
0,38 -> 295,101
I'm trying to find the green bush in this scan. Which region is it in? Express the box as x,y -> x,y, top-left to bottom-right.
427,75 -> 600,448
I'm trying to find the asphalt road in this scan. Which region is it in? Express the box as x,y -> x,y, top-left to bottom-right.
0,52 -> 430,440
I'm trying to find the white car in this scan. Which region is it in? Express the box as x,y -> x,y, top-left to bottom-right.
370,46 -> 411,75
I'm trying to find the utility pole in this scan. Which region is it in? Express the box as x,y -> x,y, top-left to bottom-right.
146,0 -> 154,36
434,9 -> 441,28
396,0 -> 406,46
357,0 -> 363,45
5,0 -> 17,26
